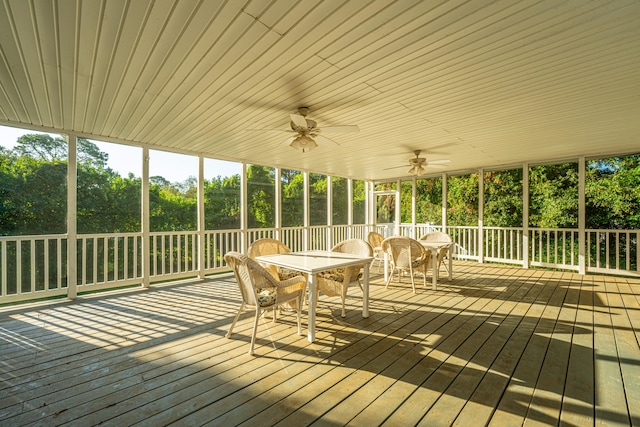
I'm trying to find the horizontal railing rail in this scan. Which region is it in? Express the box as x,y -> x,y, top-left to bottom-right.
3,224 -> 639,304
1,224 -> 377,304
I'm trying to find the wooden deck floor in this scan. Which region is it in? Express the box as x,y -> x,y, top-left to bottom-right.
1,262 -> 639,426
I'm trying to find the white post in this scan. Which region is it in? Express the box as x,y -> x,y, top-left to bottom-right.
241,163 -> 248,253
367,181 -> 374,233
303,172 -> 309,250
478,169 -> 484,264
522,163 -> 529,268
275,167 -> 282,241
395,179 -> 401,236
412,177 -> 417,238
67,135 -> 77,300
578,157 -> 586,274
347,178 -> 353,239
442,173 -> 447,232
197,156 -> 205,279
327,176 -> 333,249
141,147 -> 150,288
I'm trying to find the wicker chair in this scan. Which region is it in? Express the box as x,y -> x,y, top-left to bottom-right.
316,238 -> 373,317
419,231 -> 453,274
381,236 -> 432,293
248,238 -> 302,281
367,231 -> 385,272
224,251 -> 306,355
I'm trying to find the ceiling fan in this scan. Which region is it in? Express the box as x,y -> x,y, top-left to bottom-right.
384,150 -> 451,176
247,107 -> 359,152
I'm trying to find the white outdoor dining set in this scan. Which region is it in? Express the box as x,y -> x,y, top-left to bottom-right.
224,232 -> 455,354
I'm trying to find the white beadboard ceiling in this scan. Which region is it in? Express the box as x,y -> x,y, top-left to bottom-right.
0,0 -> 638,181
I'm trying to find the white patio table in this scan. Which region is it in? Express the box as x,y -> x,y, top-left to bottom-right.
256,250 -> 373,343
383,240 -> 453,290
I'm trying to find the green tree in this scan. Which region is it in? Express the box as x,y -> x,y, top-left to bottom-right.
447,174 -> 479,225
309,173 -> 327,226
352,179 -> 366,224
586,155 -> 640,229
247,165 -> 275,228
484,169 -> 523,227
332,176 -> 348,225
205,174 -> 241,229
416,177 -> 443,225
282,170 -> 304,227
529,163 -> 578,228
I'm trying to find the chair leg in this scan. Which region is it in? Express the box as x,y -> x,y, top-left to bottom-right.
409,266 -> 416,293
249,306 -> 261,355
226,302 -> 245,338
340,283 -> 349,318
385,269 -> 393,289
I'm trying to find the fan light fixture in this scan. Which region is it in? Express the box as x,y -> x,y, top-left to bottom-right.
290,135 -> 318,152
408,165 -> 425,176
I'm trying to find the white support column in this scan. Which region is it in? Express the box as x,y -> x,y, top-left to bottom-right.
197,155 -> 205,279
241,163 -> 248,253
412,177 -> 417,238
367,181 -> 373,231
478,169 -> 484,264
578,156 -> 586,275
303,172 -> 309,250
275,167 -> 282,240
67,135 -> 77,300
395,179 -> 401,236
327,176 -> 333,248
141,147 -> 150,288
442,173 -> 447,232
347,178 -> 353,239
522,163 -> 530,269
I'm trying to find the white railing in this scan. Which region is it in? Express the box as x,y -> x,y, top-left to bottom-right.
3,224 -> 639,304
0,234 -> 68,303
529,228 -> 580,270
280,227 -> 305,252
447,226 -> 479,261
204,230 -> 242,270
149,231 -> 199,280
78,232 -> 143,291
484,227 -> 524,265
586,229 -> 639,275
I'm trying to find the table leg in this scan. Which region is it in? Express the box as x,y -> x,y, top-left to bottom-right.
448,246 -> 453,280
431,250 -> 438,290
362,263 -> 369,318
307,274 -> 316,342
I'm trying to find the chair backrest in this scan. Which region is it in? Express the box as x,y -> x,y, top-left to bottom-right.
247,238 -> 292,258
224,251 -> 277,307
367,231 -> 385,250
419,231 -> 452,243
332,238 -> 373,257
247,238 -> 291,279
381,236 -> 430,269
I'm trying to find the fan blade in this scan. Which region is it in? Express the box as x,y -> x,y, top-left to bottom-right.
383,165 -> 410,171
315,134 -> 340,146
246,128 -> 295,133
429,159 -> 451,165
317,125 -> 359,133
290,114 -> 308,129
426,163 -> 448,169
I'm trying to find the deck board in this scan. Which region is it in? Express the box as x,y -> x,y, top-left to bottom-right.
1,262 -> 639,426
